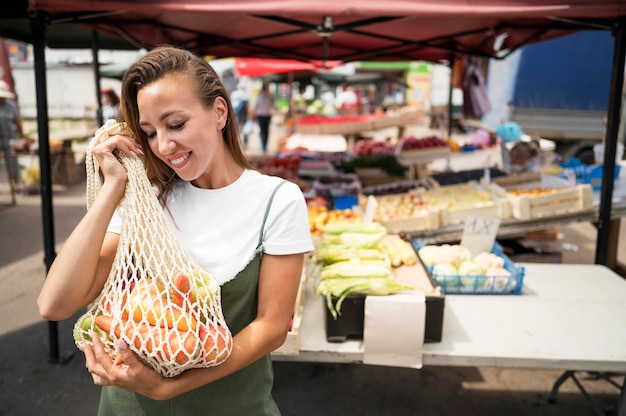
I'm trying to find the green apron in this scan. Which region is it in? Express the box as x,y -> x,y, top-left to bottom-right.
98,182 -> 286,416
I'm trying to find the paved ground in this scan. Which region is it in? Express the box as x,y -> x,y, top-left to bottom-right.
0,119 -> 624,415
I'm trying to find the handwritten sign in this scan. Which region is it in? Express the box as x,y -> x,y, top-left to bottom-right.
362,195 -> 378,224
460,216 -> 500,257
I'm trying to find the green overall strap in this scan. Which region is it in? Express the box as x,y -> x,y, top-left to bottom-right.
258,180 -> 287,246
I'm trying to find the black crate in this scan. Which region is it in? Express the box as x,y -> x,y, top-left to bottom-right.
324,290 -> 444,344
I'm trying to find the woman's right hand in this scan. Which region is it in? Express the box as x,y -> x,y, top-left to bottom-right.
93,133 -> 144,184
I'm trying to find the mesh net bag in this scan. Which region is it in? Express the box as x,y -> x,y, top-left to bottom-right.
73,120 -> 233,377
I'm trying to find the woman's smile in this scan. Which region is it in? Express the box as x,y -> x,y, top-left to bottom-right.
169,151 -> 191,168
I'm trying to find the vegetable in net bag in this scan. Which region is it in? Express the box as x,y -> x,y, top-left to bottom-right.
73,120 -> 233,377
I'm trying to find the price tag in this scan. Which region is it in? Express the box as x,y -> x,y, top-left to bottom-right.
362,195 -> 378,224
460,216 -> 500,257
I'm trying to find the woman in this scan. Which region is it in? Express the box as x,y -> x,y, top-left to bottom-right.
100,87 -> 120,122
0,80 -> 23,191
37,46 -> 314,415
252,82 -> 275,153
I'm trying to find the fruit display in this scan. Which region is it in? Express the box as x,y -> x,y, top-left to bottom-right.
395,135 -> 451,167
248,154 -> 310,192
421,183 -> 496,210
368,192 -> 431,222
399,135 -> 449,150
307,200 -> 363,237
352,138 -> 396,156
417,243 -> 524,294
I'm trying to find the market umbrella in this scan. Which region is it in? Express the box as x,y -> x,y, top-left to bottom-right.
5,1 -> 626,63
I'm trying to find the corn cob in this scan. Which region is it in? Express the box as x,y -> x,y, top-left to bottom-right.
380,234 -> 419,266
319,260 -> 391,280
317,245 -> 388,264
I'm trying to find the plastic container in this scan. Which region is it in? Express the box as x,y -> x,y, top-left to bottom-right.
415,242 -> 525,295
593,143 -> 624,165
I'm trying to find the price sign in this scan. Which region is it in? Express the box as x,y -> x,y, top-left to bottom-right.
362,195 -> 378,224
460,216 -> 500,257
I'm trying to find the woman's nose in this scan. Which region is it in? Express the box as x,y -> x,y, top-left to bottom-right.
157,133 -> 176,154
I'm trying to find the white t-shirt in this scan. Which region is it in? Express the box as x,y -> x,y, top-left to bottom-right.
107,169 -> 314,284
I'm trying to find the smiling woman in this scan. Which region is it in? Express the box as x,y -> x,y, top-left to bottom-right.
37,45 -> 315,416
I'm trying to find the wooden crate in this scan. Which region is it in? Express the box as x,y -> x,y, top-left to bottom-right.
272,271 -> 307,356
440,198 -> 511,226
420,182 -> 511,226
381,209 -> 441,233
396,146 -> 451,166
366,192 -> 441,232
502,184 -> 593,220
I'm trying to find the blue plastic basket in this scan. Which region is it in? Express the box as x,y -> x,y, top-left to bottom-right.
558,158 -> 621,190
413,241 -> 525,295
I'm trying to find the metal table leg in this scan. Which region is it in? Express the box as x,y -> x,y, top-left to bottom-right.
549,370 -> 626,416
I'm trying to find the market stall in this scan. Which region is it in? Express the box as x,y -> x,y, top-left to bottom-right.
271,263 -> 626,415
4,0 -> 626,394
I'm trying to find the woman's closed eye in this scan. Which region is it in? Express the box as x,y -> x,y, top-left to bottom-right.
142,122 -> 185,139
169,121 -> 185,131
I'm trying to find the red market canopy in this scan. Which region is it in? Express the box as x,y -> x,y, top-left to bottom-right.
234,58 -> 342,77
3,0 -> 625,63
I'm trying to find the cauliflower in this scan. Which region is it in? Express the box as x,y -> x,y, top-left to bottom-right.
458,260 -> 485,275
418,245 -> 441,266
432,263 -> 457,276
474,252 -> 505,270
438,244 -> 471,268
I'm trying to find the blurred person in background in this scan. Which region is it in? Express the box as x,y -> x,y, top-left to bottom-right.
0,80 -> 24,191
101,87 -> 120,122
251,83 -> 276,153
231,83 -> 250,145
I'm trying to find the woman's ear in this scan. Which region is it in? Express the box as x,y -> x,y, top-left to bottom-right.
214,96 -> 228,129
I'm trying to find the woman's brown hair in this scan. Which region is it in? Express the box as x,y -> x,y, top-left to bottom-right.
118,45 -> 252,202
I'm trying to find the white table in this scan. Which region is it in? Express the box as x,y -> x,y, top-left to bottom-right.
274,263 -> 626,415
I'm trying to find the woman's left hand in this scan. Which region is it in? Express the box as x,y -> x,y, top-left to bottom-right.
84,333 -> 171,400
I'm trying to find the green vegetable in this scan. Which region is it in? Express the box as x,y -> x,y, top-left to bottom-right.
323,222 -> 387,235
321,231 -> 386,248
317,245 -> 388,264
319,260 -> 391,280
315,277 -> 414,318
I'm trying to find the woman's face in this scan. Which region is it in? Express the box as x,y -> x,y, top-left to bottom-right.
137,72 -> 227,184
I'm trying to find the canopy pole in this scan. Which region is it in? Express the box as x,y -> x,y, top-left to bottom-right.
92,31 -> 104,127
595,18 -> 626,266
30,12 -> 63,362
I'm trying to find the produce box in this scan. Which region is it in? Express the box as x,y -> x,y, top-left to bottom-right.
487,181 -> 593,220
362,192 -> 441,232
396,146 -> 450,166
416,242 -> 525,295
273,270 -> 307,355
324,262 -> 445,343
420,182 -> 511,226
